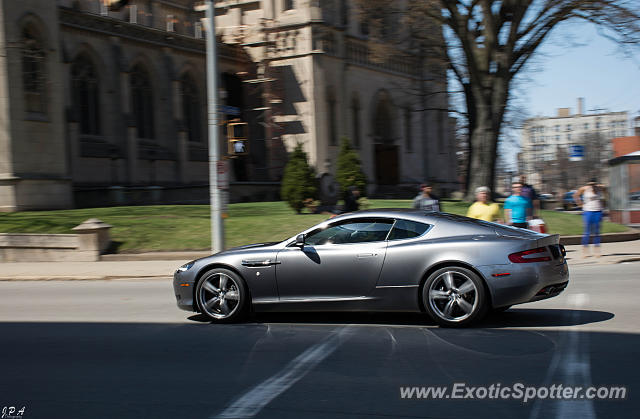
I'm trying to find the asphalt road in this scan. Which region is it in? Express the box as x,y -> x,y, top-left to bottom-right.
0,263 -> 638,419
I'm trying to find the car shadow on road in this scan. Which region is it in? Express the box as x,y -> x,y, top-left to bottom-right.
480,308 -> 614,328
187,308 -> 614,328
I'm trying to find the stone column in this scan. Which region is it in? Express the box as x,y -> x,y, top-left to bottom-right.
177,131 -> 188,184
72,218 -> 113,261
127,126 -> 138,184
67,122 -> 80,180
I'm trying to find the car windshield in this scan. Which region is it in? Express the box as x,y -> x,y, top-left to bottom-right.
305,219 -> 394,245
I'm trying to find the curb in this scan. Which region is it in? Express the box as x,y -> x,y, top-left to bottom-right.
559,230 -> 639,245
101,252 -> 210,261
616,257 -> 640,264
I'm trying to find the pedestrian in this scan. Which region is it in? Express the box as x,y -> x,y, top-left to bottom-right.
413,183 -> 440,212
574,178 -> 605,258
466,186 -> 502,222
504,181 -> 532,228
519,175 -> 539,218
343,185 -> 361,213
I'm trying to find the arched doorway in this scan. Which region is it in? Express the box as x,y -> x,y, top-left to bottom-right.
372,91 -> 398,185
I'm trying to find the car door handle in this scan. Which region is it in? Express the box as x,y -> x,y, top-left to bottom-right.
241,259 -> 281,267
356,253 -> 377,258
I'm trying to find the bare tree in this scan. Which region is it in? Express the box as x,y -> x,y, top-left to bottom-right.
354,0 -> 639,199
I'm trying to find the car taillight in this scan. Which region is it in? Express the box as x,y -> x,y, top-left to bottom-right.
508,247 -> 552,263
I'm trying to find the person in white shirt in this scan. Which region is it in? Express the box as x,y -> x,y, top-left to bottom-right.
574,178 -> 605,258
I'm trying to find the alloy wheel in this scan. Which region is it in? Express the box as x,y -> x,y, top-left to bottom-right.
427,270 -> 479,323
197,272 -> 242,320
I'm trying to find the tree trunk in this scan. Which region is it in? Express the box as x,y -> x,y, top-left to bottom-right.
465,75 -> 510,201
466,106 -> 499,201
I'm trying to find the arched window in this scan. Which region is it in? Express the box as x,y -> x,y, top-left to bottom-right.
374,95 -> 393,143
22,25 -> 46,114
181,73 -> 201,142
71,54 -> 100,135
130,64 -> 154,139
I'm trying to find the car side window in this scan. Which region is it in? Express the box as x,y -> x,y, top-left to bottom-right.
387,219 -> 431,240
305,218 -> 394,245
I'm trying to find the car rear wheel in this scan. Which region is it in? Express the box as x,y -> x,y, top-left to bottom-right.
195,268 -> 247,323
422,266 -> 488,327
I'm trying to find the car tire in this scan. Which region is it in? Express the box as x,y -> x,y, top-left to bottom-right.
422,266 -> 488,327
195,268 -> 248,323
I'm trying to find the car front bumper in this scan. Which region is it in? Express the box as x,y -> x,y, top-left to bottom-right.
173,269 -> 197,312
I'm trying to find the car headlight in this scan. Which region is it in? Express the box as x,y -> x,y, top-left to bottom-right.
176,261 -> 195,272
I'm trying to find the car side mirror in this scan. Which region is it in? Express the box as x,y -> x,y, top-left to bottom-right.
294,234 -> 305,248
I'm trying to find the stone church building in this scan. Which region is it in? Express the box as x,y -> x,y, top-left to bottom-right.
0,0 -> 457,211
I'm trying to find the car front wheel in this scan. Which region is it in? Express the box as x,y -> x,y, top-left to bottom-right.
422,266 -> 488,327
195,268 -> 247,323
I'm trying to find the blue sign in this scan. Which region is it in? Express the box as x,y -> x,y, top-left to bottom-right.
569,145 -> 584,161
220,105 -> 241,116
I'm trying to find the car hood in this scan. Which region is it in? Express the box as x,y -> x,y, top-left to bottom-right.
218,241 -> 281,254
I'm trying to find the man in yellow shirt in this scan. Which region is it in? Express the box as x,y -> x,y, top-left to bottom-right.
466,186 -> 502,222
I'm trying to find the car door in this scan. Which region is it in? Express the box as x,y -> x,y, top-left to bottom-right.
274,218 -> 393,301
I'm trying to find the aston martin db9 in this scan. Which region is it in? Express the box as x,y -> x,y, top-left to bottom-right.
173,209 -> 569,327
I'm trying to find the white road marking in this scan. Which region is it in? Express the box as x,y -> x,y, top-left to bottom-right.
214,326 -> 352,419
529,293 -> 596,419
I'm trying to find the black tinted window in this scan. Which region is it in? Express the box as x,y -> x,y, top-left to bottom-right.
306,218 -> 393,245
388,219 -> 430,240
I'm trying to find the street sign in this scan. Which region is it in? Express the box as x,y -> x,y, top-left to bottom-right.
220,105 -> 241,116
569,145 -> 584,162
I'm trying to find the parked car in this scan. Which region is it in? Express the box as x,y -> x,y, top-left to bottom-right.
173,210 -> 569,327
539,193 -> 554,201
563,191 -> 580,210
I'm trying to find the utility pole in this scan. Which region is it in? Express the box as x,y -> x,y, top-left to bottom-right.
204,0 -> 224,253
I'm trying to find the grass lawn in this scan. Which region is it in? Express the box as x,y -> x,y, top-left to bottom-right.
0,200 -> 628,252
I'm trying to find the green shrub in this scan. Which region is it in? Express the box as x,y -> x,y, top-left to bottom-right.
336,136 -> 367,196
280,143 -> 318,213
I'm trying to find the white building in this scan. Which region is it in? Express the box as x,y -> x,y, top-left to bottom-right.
520,98 -> 629,191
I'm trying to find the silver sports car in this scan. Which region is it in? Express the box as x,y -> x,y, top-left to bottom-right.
173,209 -> 569,327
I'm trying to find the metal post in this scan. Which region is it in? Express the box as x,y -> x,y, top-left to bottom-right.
206,0 -> 224,253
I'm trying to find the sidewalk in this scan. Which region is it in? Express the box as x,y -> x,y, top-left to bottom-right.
1,240 -> 639,281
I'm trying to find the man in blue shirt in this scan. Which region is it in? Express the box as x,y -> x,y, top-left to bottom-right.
504,182 -> 532,228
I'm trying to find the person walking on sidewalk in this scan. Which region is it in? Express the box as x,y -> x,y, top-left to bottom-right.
413,183 -> 440,212
574,178 -> 605,258
519,174 -> 540,218
504,182 -> 532,228
343,186 -> 361,213
466,186 -> 502,222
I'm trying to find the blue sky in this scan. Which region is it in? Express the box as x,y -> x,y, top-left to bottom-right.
497,21 -> 640,167
520,21 -> 640,121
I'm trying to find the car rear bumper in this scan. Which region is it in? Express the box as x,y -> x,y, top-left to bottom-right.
477,259 -> 569,308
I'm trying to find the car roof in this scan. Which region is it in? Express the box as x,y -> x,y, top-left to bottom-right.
330,208 -> 460,224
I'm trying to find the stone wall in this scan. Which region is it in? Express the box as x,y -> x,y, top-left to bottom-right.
0,219 -> 111,262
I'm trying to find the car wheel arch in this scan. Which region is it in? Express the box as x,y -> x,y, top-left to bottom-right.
417,261 -> 493,313
192,263 -> 253,313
